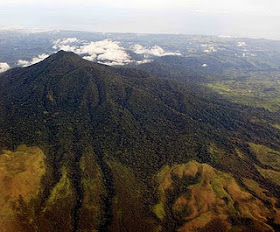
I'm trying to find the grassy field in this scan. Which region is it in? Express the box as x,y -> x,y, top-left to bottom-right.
249,143 -> 280,170
207,71 -> 280,112
153,160 -> 279,232
0,145 -> 46,232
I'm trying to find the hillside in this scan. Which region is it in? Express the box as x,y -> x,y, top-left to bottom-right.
134,55 -> 280,112
0,51 -> 280,231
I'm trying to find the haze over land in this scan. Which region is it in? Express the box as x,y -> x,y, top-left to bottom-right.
1,0 -> 280,39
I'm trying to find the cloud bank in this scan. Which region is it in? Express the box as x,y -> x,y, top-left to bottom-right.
77,40 -> 132,66
49,38 -> 182,66
0,63 -> 10,73
17,53 -> 49,67
53,38 -> 132,66
52,37 -> 81,51
16,37 -> 183,68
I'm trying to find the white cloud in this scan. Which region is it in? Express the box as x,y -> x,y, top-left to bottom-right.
52,37 -> 80,50
202,64 -> 208,67
57,45 -> 77,52
82,54 -> 97,61
132,44 -> 181,56
78,40 -> 132,65
53,39 -> 133,66
201,44 -> 218,53
76,40 -> 120,54
98,49 -> 131,64
17,53 -> 49,67
237,41 -> 246,47
98,61 -> 127,66
136,59 -> 153,64
238,52 -> 256,58
60,37 -> 79,44
52,38 -> 176,66
0,63 -> 10,73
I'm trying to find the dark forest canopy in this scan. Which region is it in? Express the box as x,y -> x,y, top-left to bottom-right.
0,51 -> 280,232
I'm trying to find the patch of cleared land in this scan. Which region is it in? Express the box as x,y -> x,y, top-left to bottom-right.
154,160 -> 278,232
0,145 -> 46,232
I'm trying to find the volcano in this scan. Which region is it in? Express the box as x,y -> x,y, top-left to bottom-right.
0,51 -> 280,232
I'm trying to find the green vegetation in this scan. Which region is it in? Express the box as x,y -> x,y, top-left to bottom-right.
272,124 -> 280,130
255,165 -> 280,186
79,153 -> 107,231
0,51 -> 280,231
136,53 -> 280,113
153,203 -> 166,221
107,158 -> 156,232
208,83 -> 232,93
249,143 -> 280,170
45,167 -> 73,206
207,78 -> 280,112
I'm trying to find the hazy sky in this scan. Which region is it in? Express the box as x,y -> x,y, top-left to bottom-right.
1,0 -> 280,39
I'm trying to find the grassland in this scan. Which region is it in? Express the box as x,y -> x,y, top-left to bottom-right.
207,71 -> 280,112
0,145 -> 46,232
249,143 -> 280,170
255,165 -> 280,186
272,124 -> 280,130
153,160 -> 278,232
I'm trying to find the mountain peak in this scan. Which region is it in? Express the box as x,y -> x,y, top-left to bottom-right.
45,50 -> 87,65
54,50 -> 80,58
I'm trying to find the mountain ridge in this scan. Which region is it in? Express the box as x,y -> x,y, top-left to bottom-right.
0,51 -> 280,231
